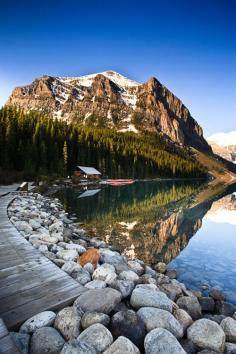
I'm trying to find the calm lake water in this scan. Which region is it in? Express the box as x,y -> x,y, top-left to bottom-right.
56,181 -> 236,304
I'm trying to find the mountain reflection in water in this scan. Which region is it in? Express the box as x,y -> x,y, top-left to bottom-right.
56,181 -> 236,303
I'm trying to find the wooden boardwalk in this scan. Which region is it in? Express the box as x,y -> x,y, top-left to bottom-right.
0,193 -> 86,331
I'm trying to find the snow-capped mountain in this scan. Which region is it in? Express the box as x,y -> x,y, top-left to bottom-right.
6,70 -> 211,152
207,132 -> 236,163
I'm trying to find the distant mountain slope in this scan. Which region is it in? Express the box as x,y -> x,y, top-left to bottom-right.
207,132 -> 236,163
6,70 -> 211,153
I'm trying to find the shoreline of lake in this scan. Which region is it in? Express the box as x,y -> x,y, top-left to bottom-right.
5,190 -> 236,353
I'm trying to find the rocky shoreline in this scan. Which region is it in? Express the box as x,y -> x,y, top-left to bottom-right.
6,192 -> 236,354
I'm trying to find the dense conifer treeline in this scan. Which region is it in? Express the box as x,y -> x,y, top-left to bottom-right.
0,106 -> 206,180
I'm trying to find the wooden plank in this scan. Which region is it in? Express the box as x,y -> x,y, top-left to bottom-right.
0,193 -> 87,330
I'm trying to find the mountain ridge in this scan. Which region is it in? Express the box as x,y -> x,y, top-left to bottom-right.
7,70 -> 211,153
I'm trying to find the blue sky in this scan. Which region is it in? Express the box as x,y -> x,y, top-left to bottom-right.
1,0 -> 235,136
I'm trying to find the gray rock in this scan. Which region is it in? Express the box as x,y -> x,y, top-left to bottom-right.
119,270 -> 139,283
209,288 -> 225,301
180,338 -> 197,354
83,262 -> 94,275
20,311 -> 56,334
15,221 -> 33,234
76,269 -> 91,285
65,243 -> 86,254
225,342 -> 236,354
177,296 -> 202,320
145,265 -> 157,277
74,288 -> 122,314
77,323 -> 113,352
61,261 -> 82,275
130,287 -> 172,312
138,307 -> 184,338
10,332 -> 30,354
197,350 -> 220,354
160,282 -> 183,301
136,284 -> 158,290
128,261 -> 144,276
144,328 -> 187,354
59,341 -> 97,354
221,317 -> 236,343
57,249 -> 78,261
166,268 -> 177,279
103,336 -> 140,354
199,297 -> 215,313
203,314 -> 226,324
81,312 -> 110,329
110,310 -> 146,349
85,279 -> 107,289
154,262 -> 167,274
187,319 -> 225,352
100,248 -> 127,265
174,309 -> 193,332
92,263 -> 117,284
30,327 -> 65,354
110,280 -> 135,298
54,307 -> 82,341
215,301 -> 236,316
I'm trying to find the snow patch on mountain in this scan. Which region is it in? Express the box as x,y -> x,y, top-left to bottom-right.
57,70 -> 140,90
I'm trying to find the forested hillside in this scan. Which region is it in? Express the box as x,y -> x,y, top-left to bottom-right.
0,106 -> 206,181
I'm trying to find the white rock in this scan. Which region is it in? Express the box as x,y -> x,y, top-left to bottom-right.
15,221 -> 33,234
119,270 -> 139,283
19,311 -> 56,334
93,264 -> 117,285
57,249 -> 78,261
62,261 -> 82,275
85,280 -> 107,289
40,234 -> 59,244
65,243 -> 86,254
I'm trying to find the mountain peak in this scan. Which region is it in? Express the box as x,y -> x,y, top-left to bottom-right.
6,70 -> 211,152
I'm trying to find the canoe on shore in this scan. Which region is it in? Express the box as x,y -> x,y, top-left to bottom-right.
103,179 -> 135,186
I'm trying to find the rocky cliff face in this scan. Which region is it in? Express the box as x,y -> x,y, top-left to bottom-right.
7,70 -> 211,152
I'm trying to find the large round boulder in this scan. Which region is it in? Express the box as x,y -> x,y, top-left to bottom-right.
187,319 -> 225,352
130,287 -> 172,312
137,307 -> 184,338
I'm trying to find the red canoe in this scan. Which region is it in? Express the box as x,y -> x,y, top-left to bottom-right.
106,179 -> 135,186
